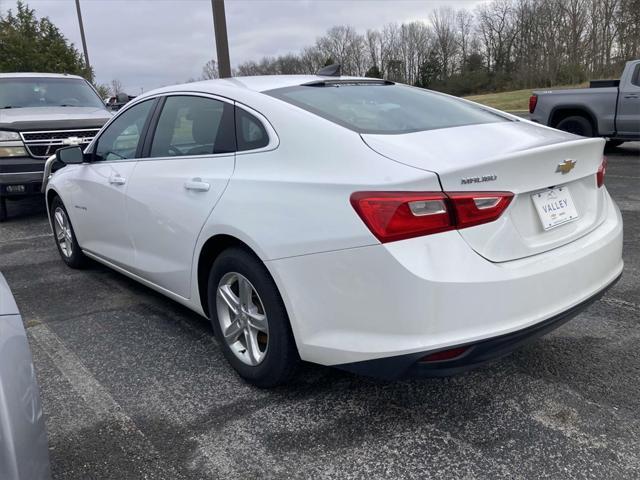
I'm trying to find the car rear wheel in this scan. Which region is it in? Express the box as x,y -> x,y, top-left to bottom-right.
555,115 -> 594,137
207,247 -> 298,387
50,196 -> 87,268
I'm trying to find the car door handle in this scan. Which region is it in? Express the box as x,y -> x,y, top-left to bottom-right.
109,175 -> 126,185
624,94 -> 639,99
184,178 -> 210,192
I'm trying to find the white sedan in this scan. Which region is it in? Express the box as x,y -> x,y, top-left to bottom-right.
43,73 -> 623,387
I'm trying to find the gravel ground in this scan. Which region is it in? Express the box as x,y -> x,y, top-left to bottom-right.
0,142 -> 638,480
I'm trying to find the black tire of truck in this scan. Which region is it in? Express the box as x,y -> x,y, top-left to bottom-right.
555,115 -> 594,137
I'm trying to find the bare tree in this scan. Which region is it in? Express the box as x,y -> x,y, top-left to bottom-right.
214,0 -> 637,95
431,7 -> 459,79
316,25 -> 367,75
110,79 -> 124,95
456,9 -> 474,70
201,59 -> 219,79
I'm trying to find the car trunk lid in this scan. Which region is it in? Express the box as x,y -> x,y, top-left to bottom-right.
362,121 -> 607,262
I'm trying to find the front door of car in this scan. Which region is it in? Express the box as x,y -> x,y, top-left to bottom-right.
617,63 -> 640,136
124,94 -> 236,298
71,99 -> 155,268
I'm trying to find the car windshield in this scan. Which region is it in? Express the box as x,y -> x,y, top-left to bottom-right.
0,77 -> 104,109
266,82 -> 509,134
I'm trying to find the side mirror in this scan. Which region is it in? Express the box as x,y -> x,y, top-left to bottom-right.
56,146 -> 84,164
116,92 -> 129,104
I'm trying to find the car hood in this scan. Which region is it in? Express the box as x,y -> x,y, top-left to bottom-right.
0,106 -> 112,131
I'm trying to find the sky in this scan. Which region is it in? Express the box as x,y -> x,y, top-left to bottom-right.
0,0 -> 487,93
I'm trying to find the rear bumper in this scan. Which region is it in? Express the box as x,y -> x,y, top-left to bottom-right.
336,272 -> 621,379
268,190 -> 623,368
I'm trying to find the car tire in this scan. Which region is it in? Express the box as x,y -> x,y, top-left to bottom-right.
555,115 -> 594,137
0,197 -> 6,222
49,196 -> 87,269
207,247 -> 299,388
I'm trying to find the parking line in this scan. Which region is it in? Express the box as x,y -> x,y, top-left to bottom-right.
28,323 -> 187,479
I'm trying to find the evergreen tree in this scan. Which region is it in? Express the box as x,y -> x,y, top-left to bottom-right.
365,65 -> 382,79
0,1 -> 93,81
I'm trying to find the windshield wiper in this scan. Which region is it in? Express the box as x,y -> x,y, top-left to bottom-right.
0,105 -> 22,109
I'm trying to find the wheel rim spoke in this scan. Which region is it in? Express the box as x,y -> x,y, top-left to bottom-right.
246,311 -> 268,333
217,283 -> 240,315
244,328 -> 261,365
238,276 -> 252,309
223,318 -> 244,342
54,210 -> 64,230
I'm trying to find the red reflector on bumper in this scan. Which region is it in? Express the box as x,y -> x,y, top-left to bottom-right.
420,347 -> 469,363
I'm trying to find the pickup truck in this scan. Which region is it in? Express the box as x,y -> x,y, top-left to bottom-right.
529,59 -> 640,146
0,73 -> 112,221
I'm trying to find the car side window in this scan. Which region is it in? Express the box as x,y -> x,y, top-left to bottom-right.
236,107 -> 269,151
149,96 -> 235,158
94,100 -> 154,161
632,64 -> 640,87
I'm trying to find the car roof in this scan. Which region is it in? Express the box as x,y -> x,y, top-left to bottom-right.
220,75 -> 371,92
144,75 -> 373,97
0,72 -> 86,80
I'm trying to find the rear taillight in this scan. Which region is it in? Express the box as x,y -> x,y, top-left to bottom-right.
446,192 -> 514,229
350,192 -> 453,243
529,94 -> 538,113
350,191 -> 513,243
597,156 -> 607,188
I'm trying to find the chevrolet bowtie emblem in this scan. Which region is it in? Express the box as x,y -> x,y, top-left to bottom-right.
556,159 -> 576,174
63,136 -> 81,146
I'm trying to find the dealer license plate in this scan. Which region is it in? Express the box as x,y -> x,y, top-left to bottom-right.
532,186 -> 579,230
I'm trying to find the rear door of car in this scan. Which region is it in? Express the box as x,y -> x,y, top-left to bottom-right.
123,93 -> 237,298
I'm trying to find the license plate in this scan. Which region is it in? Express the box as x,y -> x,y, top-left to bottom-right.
532,186 -> 579,230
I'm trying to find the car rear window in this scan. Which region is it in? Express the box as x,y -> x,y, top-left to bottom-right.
266,83 -> 509,134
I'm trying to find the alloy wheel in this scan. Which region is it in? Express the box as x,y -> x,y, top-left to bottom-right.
53,207 -> 73,258
216,272 -> 269,366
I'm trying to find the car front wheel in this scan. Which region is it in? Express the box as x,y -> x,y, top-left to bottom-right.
50,196 -> 87,268
207,247 -> 298,387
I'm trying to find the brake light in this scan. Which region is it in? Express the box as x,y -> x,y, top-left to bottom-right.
350,191 -> 513,243
529,94 -> 538,113
447,192 -> 514,229
597,156 -> 607,188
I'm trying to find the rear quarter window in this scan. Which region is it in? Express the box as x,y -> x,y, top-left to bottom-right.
266,83 -> 509,135
235,107 -> 269,151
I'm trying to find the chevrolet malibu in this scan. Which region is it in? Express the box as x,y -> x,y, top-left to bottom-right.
42,73 -> 623,387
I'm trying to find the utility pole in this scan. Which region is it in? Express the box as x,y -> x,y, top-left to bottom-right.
75,0 -> 91,73
211,0 -> 231,78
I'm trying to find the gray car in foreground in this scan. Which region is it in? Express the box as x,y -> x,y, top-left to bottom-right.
0,273 -> 50,480
530,59 -> 640,145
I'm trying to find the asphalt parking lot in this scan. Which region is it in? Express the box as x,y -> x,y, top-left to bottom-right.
0,143 -> 638,480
